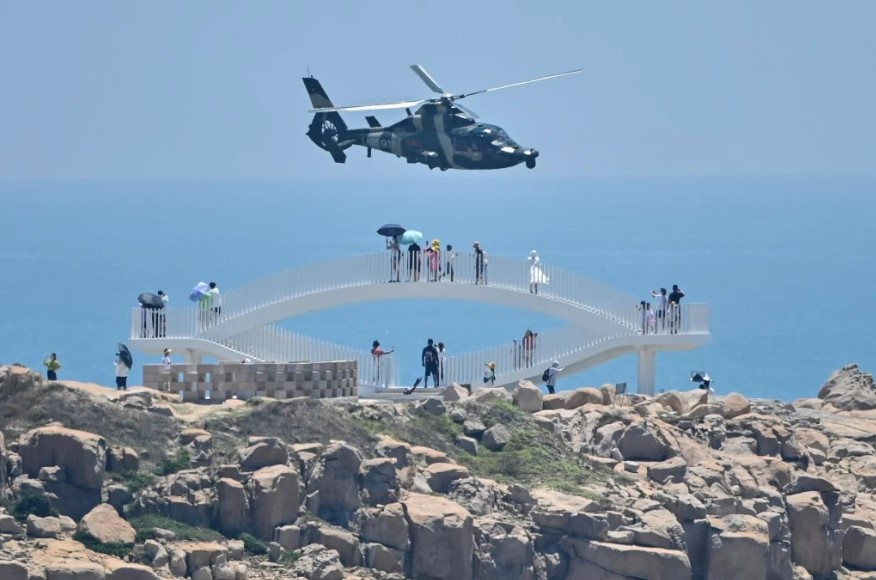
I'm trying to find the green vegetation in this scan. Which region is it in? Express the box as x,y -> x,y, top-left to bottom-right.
156,448 -> 191,476
73,530 -> 132,559
8,488 -> 58,521
109,470 -> 156,494
130,514 -> 224,543
238,532 -> 269,555
279,549 -> 302,565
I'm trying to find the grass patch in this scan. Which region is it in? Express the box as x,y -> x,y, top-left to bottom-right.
109,471 -> 156,494
73,530 -> 132,559
279,549 -> 301,565
130,514 -> 225,543
156,449 -> 191,476
238,532 -> 269,555
205,398 -> 376,463
7,488 -> 58,521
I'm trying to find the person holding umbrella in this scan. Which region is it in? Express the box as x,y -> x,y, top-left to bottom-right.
378,224 -> 406,283
44,353 -> 61,381
115,344 -> 133,391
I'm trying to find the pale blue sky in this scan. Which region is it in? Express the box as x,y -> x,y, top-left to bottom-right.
1,1 -> 874,180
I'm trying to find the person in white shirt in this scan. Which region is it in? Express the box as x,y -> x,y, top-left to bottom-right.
156,290 -> 169,337
208,282 -> 221,321
651,288 -> 667,332
545,360 -> 564,394
161,348 -> 173,391
443,244 -> 456,282
115,354 -> 131,391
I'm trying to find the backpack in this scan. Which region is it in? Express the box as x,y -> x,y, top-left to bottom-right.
542,368 -> 551,382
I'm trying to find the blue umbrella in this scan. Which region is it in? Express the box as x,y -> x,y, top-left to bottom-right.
190,281 -> 210,302
400,230 -> 423,245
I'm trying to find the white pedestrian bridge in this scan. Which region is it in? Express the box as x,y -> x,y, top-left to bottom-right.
129,252 -> 710,396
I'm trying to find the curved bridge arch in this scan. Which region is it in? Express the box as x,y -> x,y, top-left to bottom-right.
129,252 -> 710,394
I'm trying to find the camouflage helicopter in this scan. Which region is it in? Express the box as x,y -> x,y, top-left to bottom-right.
303,65 -> 581,171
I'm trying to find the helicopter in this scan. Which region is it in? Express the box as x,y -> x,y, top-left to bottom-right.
303,65 -> 581,171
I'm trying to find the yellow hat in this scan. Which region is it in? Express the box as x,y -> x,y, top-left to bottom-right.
486,362 -> 496,369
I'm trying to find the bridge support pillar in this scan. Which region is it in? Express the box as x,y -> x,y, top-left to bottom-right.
184,349 -> 202,365
637,348 -> 656,396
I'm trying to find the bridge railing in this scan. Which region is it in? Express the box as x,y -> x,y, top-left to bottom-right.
215,252 -> 645,330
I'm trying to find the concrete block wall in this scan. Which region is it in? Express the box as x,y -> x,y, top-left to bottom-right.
142,360 -> 358,401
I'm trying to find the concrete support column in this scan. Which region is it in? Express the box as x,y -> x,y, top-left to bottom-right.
637,347 -> 656,395
184,349 -> 202,365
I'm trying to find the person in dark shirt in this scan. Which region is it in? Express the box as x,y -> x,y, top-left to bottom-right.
668,284 -> 685,333
408,242 -> 421,282
473,241 -> 485,284
421,338 -> 440,387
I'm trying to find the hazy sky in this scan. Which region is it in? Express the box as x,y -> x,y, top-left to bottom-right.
1,1 -> 874,180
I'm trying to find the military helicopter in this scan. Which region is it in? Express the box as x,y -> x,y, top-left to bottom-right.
303,65 -> 581,171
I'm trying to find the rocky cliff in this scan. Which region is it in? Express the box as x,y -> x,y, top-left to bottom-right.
2,362 -> 876,579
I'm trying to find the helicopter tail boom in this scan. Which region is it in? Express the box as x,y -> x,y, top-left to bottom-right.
303,76 -> 350,163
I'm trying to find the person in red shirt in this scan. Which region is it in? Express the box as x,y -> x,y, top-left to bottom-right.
371,340 -> 394,384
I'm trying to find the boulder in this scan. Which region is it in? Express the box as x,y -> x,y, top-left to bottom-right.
0,562 -> 28,580
79,504 -> 136,544
647,457 -> 688,484
19,426 -> 106,490
512,381 -> 543,413
482,424 -> 512,451
786,491 -> 842,577
307,441 -> 362,521
844,526 -> 876,570
794,428 -> 830,454
27,514 -> 61,538
442,384 -> 470,402
247,465 -> 299,539
374,436 -> 410,468
560,538 -> 692,579
104,561 -> 160,580
106,447 -> 139,473
410,446 -> 451,464
656,391 -> 688,414
818,364 -> 876,410
275,524 -> 300,550
619,508 -> 685,550
415,398 -> 446,416
179,429 -> 212,467
313,526 -> 361,567
707,514 -> 770,580
364,542 -> 405,574
448,408 -> 467,423
238,437 -> 288,472
465,387 -> 512,407
43,560 -> 106,579
457,436 -> 479,455
424,462 -> 471,493
542,394 -> 568,410
463,420 -> 486,437
360,458 -> 399,506
618,424 -> 669,461
403,492 -> 474,580
217,478 -> 248,535
723,393 -> 751,419
359,502 -> 409,551
144,539 -> 170,567
565,388 -> 604,410
289,543 -> 344,580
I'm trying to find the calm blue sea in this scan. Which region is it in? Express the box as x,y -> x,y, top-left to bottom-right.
1,177 -> 873,401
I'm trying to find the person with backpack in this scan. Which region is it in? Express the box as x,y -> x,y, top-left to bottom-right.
421,338 -> 440,388
543,361 -> 564,394
44,353 -> 61,381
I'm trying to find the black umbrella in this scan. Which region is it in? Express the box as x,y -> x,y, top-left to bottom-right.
377,224 -> 406,238
117,343 -> 133,369
138,292 -> 165,310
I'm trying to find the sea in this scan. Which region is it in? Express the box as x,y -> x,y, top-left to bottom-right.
1,176 -> 873,402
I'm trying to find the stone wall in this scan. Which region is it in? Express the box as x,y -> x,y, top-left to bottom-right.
142,361 -> 357,402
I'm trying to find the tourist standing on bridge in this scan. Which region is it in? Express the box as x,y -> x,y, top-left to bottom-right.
114,352 -> 131,391
437,341 -> 447,383
208,282 -> 222,321
428,240 -> 441,281
522,330 -> 536,366
408,241 -> 422,282
474,242 -> 485,284
528,250 -> 549,294
668,284 -> 685,334
651,288 -> 668,332
422,338 -> 440,387
443,244 -> 456,282
388,237 -> 401,282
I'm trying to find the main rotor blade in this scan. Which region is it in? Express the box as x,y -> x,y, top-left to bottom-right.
455,103 -> 480,119
456,69 -> 583,100
410,64 -> 445,94
310,99 -> 426,113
